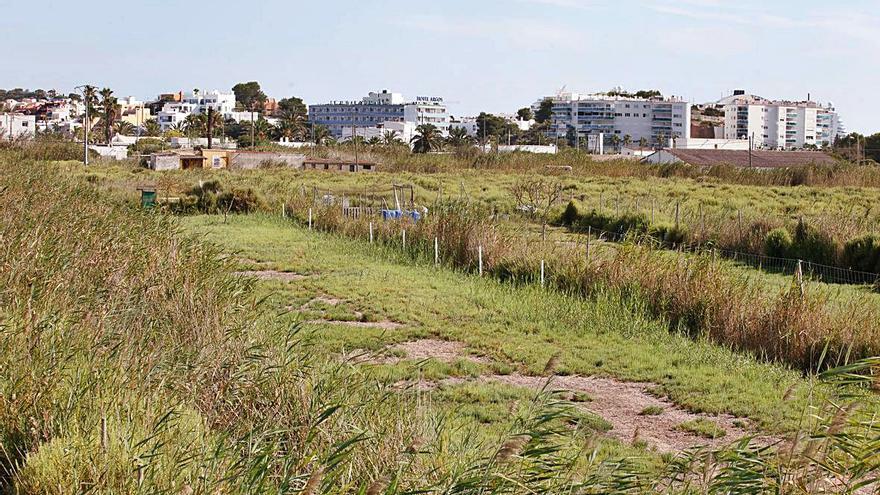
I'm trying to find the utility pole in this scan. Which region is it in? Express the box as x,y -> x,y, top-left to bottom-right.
76,85 -> 90,166
250,106 -> 255,149
353,123 -> 358,165
207,107 -> 214,149
749,133 -> 753,168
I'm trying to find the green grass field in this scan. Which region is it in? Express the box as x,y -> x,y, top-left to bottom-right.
179,214 -> 838,433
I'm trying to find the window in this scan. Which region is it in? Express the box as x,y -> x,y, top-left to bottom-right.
624,113 -> 630,117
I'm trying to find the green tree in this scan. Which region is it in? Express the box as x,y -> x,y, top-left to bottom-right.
232,81 -> 267,112
634,90 -> 662,99
446,126 -> 473,148
411,124 -> 442,153
142,118 -> 161,137
382,130 -> 402,145
277,96 -> 307,140
112,120 -> 135,136
237,117 -> 275,147
310,124 -> 331,145
609,134 -> 621,152
516,107 -> 534,121
534,98 -> 554,124
96,88 -> 119,144
623,134 -> 633,150
638,137 -> 648,153
476,112 -> 518,143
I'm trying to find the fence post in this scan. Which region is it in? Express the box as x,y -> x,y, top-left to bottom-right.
796,259 -> 805,297
651,198 -> 655,224
478,245 -> 483,277
674,201 -> 680,228
369,222 -> 373,243
434,237 -> 439,265
402,229 -> 406,249
737,209 -> 743,243
540,260 -> 545,287
308,208 -> 312,230
599,192 -> 604,212
586,226 -> 591,261
282,202 -> 286,218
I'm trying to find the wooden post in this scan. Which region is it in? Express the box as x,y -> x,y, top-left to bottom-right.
651,199 -> 655,224
478,245 -> 483,276
282,202 -> 286,218
308,208 -> 312,230
737,209 -> 743,243
434,237 -> 439,265
796,259 -> 805,297
674,201 -> 680,228
402,229 -> 406,249
586,226 -> 591,261
540,260 -> 545,287
599,191 -> 604,212
369,222 -> 373,243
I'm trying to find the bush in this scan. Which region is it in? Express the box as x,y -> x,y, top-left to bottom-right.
791,219 -> 841,265
217,187 -> 266,213
649,222 -> 688,246
558,200 -> 581,227
842,234 -> 880,273
572,209 -> 649,237
764,228 -> 793,258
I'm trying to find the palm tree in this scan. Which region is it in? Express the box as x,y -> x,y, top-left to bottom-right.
609,134 -> 621,153
112,120 -> 135,136
239,117 -> 275,147
446,126 -> 473,148
277,119 -> 306,141
638,137 -> 648,154
366,136 -> 381,146
143,118 -> 162,137
98,87 -> 119,144
623,134 -> 633,151
656,131 -> 667,149
411,124 -> 442,154
311,124 -> 331,145
382,130 -> 402,145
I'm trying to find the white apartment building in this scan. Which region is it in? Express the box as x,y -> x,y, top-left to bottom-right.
534,92 -> 690,147
719,91 -> 842,149
309,90 -> 450,139
0,113 -> 36,140
157,89 -> 236,131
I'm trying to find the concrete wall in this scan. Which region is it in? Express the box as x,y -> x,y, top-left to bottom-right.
228,151 -> 305,170
150,154 -> 181,171
89,145 -> 129,160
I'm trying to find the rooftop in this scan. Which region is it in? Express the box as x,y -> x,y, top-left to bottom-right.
656,149 -> 837,168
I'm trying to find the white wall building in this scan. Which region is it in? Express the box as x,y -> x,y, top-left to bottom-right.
309,90 -> 449,139
719,91 -> 842,149
534,92 -> 690,148
449,117 -> 478,136
0,113 -> 36,139
157,89 -> 236,131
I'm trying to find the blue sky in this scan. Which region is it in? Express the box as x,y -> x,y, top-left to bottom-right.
2,0 -> 878,133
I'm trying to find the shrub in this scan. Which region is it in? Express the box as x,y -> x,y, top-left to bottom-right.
764,228 -> 793,258
842,234 -> 880,273
217,187 -> 266,213
791,219 -> 841,265
649,222 -> 688,246
558,200 -> 581,227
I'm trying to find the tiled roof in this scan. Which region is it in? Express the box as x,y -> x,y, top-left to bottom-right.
662,149 -> 837,168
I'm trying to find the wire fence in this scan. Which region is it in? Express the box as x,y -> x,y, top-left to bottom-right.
289,185 -> 880,288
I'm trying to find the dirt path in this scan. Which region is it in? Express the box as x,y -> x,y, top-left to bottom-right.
383,339 -> 774,452
234,270 -> 309,281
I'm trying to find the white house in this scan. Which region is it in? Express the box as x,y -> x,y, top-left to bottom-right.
0,113 -> 36,139
157,89 -> 236,131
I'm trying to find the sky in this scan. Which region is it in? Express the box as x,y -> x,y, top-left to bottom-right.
2,0 -> 878,133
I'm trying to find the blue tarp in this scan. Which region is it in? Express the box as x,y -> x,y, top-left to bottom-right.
381,209 -> 421,221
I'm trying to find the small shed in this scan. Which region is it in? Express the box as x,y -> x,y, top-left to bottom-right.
149,152 -> 182,171
302,158 -> 377,172
201,149 -> 229,169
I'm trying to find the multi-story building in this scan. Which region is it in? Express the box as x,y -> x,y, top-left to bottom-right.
156,89 -> 236,131
719,90 -> 842,149
309,90 -> 449,139
534,92 -> 690,147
